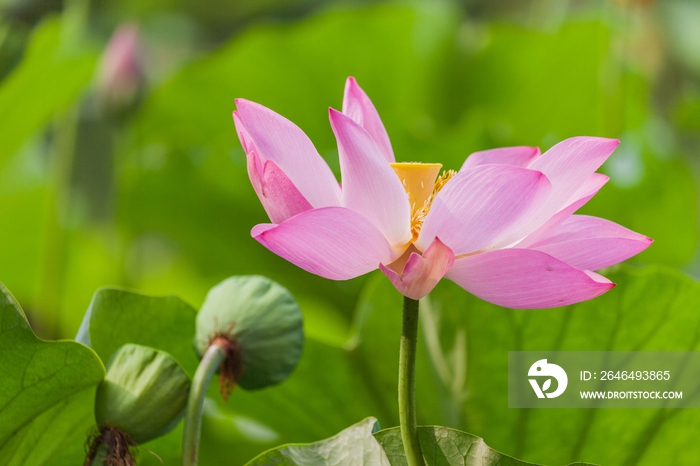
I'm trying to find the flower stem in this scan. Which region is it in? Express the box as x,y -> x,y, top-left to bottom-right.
399,296 -> 425,466
182,343 -> 226,466
89,444 -> 108,465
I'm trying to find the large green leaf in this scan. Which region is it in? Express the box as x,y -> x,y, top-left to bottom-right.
0,387 -> 97,466
0,283 -> 104,464
0,18 -> 96,165
244,417 -> 389,465
243,418 -> 596,466
374,426 -> 596,466
77,287 -> 199,376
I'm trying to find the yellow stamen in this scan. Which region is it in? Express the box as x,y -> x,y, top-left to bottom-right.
390,162 -> 456,242
390,163 -> 442,207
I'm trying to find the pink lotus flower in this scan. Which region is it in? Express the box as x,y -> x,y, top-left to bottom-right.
232,78 -> 652,308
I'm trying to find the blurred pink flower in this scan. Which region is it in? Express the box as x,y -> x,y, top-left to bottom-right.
97,23 -> 144,111
232,77 -> 652,308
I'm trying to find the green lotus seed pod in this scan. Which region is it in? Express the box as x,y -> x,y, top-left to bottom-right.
95,344 -> 191,444
195,275 -> 304,391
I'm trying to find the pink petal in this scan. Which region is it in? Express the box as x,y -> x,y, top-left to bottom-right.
516,173 -> 609,248
342,77 -> 395,163
233,100 -> 342,208
379,238 -> 455,300
416,165 -> 551,255
329,109 -> 412,248
247,149 -> 313,224
496,138 -> 618,246
251,207 -> 397,280
446,249 -> 614,309
527,215 -> 653,270
528,136 -> 618,215
460,146 -> 541,170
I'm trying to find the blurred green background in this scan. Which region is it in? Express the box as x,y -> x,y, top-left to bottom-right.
2,0 -> 700,464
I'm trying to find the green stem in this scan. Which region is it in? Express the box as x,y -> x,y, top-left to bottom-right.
182,343 -> 226,466
36,0 -> 90,338
90,444 -> 108,465
399,296 -> 425,466
38,105 -> 79,338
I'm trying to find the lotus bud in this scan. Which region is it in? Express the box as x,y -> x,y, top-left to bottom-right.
96,23 -> 145,116
94,344 -> 191,444
195,275 -> 304,395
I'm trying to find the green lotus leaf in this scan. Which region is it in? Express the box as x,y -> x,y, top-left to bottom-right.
244,417 -> 388,465
242,418 -> 598,466
374,426 -> 598,466
0,282 -> 104,464
195,275 -> 304,390
95,343 -> 191,444
76,287 -> 199,377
